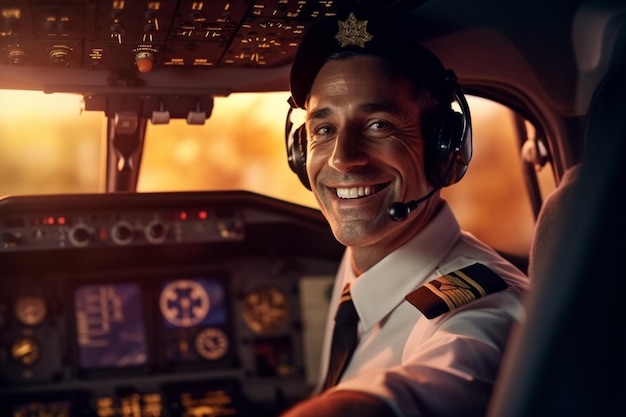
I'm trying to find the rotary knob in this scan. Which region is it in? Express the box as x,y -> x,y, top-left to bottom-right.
49,48 -> 71,67
68,223 -> 93,247
135,51 -> 154,73
7,49 -> 27,66
111,221 -> 134,246
2,231 -> 20,247
15,296 -> 47,326
11,337 -> 41,366
145,220 -> 167,244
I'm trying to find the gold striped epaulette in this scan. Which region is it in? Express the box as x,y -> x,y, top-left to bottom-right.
405,263 -> 508,319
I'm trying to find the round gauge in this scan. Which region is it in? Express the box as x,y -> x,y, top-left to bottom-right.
242,286 -> 289,334
195,327 -> 229,360
159,279 -> 210,327
11,337 -> 41,366
14,295 -> 47,326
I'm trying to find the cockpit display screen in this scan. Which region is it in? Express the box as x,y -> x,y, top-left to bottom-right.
159,277 -> 230,364
74,283 -> 148,369
159,277 -> 228,328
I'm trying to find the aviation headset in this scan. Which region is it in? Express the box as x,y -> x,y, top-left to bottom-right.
286,77 -> 472,191
285,13 -> 472,192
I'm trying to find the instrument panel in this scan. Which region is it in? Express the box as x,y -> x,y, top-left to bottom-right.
0,191 -> 343,416
0,0 -> 343,96
1,0 -> 340,71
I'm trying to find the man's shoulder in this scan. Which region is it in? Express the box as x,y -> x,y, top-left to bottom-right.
405,263 -> 512,319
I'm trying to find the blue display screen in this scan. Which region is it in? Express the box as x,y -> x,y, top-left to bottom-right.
159,277 -> 230,363
159,278 -> 228,328
74,283 -> 148,369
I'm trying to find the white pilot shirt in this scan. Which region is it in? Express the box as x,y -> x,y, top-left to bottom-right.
316,202 -> 530,417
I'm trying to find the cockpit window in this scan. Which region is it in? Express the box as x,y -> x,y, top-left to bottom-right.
0,90 -> 102,194
0,90 -> 552,258
138,92 -> 315,208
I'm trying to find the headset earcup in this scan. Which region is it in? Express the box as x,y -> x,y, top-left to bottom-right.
286,124 -> 311,190
424,109 -> 470,187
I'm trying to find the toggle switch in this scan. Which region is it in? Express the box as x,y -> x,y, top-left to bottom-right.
187,101 -> 207,125
151,100 -> 170,124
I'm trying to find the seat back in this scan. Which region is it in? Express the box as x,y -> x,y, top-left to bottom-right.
527,164 -> 581,284
488,64 -> 626,417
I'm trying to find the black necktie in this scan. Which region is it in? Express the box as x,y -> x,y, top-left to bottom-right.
321,283 -> 359,391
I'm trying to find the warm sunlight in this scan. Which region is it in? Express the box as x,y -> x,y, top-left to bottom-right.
0,90 -> 84,118
0,90 -> 102,195
0,90 -> 540,256
138,92 -> 317,208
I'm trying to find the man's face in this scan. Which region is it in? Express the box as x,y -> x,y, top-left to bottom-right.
305,55 -> 440,260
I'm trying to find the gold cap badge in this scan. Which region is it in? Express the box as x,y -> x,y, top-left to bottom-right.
335,12 -> 373,48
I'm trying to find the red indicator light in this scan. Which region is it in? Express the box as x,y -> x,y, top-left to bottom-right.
179,211 -> 188,220
198,210 -> 208,219
44,216 -> 55,225
57,217 -> 66,225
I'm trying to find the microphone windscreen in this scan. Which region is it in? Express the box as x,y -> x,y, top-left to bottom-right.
388,202 -> 410,222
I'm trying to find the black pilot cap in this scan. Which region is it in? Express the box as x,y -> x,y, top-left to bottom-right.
289,11 -> 453,109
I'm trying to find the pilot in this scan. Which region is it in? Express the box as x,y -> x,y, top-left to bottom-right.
281,11 -> 530,417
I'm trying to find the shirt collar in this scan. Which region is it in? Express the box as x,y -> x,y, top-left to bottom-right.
348,202 -> 461,331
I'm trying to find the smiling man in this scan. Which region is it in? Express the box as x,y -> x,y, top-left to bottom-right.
306,54 -> 435,273
281,11 -> 529,417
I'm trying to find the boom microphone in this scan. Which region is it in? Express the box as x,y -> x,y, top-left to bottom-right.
387,186 -> 441,222
387,134 -> 463,222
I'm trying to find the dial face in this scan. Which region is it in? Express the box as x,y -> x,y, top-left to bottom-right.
11,337 -> 41,366
160,279 -> 210,328
14,296 -> 47,326
242,286 -> 289,334
195,327 -> 229,360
